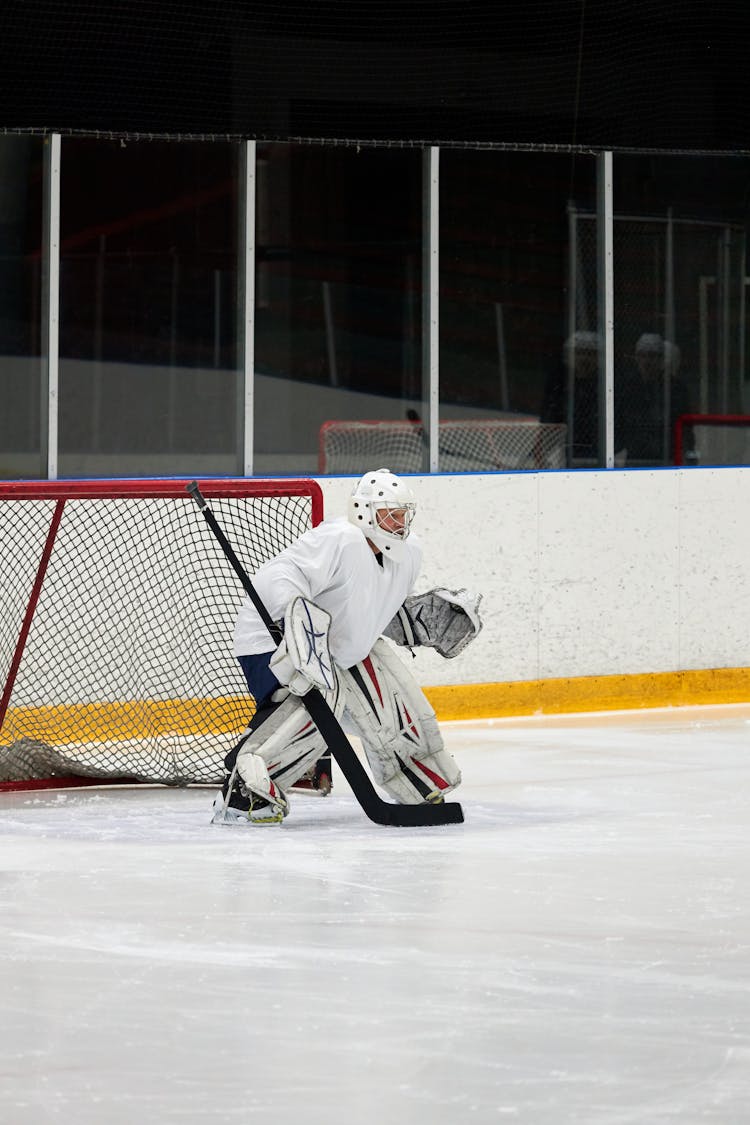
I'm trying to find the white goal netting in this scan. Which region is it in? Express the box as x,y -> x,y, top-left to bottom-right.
319,418 -> 567,473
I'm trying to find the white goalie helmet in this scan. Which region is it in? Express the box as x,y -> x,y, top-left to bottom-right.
348,468 -> 417,560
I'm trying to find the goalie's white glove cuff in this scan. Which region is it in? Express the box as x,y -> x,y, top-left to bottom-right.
268,647 -> 310,696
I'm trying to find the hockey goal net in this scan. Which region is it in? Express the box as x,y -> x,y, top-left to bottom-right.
674,414 -> 750,466
318,418 -> 567,473
0,478 -> 323,792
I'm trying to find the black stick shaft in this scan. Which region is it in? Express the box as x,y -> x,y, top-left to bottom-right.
186,481 -> 281,644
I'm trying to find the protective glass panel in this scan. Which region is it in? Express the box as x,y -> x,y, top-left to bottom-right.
0,136 -> 44,480
439,149 -> 598,470
58,138 -> 242,477
612,154 -> 750,467
254,143 -> 422,475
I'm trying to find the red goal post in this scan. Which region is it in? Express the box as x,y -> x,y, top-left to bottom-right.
673,414 -> 750,466
0,478 -> 323,792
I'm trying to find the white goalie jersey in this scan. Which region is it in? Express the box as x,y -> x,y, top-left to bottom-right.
233,517 -> 422,669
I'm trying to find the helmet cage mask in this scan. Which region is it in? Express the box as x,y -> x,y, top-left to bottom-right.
348,468 -> 416,560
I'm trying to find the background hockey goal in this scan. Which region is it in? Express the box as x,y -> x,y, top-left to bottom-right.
318,418 -> 567,473
0,478 -> 323,791
673,414 -> 750,466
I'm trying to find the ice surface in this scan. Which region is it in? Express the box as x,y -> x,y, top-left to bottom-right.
1,705 -> 749,1124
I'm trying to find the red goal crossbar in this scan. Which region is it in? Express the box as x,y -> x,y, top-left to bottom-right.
0,478 -> 325,508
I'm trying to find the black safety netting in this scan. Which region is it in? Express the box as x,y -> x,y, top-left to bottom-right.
1,1 -> 749,152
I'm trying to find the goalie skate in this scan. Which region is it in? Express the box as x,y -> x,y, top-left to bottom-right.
211,762 -> 289,826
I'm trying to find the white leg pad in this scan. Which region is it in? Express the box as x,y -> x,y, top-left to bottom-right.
236,682 -> 344,801
341,638 -> 461,805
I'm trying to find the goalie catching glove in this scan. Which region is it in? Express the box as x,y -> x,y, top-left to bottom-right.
269,596 -> 336,696
383,587 -> 483,659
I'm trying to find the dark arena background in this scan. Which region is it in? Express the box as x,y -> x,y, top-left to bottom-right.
3,7 -> 750,1125
3,1 -> 750,481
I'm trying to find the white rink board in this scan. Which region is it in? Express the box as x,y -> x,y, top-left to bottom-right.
317,468 -> 750,687
3,469 -> 748,707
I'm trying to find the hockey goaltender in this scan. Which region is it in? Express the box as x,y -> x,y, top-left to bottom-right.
212,468 -> 483,825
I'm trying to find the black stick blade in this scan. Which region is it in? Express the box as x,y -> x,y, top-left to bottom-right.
385,800 -> 464,826
303,691 -> 464,827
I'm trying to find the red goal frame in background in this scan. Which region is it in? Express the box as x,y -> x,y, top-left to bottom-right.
673,414 -> 750,466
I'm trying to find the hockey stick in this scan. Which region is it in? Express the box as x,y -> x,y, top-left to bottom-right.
187,481 -> 464,827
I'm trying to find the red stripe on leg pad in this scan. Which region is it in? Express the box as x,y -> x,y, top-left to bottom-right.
402,703 -> 419,738
414,759 -> 449,790
362,656 -> 383,706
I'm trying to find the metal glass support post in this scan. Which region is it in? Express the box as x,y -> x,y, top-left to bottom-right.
740,235 -> 747,412
422,147 -> 439,473
664,208 -> 675,462
239,140 -> 256,476
566,201 -> 578,466
41,134 -> 61,480
720,226 -> 731,413
597,151 -> 615,468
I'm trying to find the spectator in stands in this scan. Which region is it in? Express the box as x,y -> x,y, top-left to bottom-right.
615,333 -> 690,465
541,330 -> 602,465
